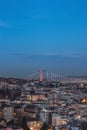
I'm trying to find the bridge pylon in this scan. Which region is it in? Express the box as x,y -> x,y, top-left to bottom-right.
40,69 -> 43,82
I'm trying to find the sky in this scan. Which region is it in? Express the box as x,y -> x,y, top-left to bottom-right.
0,0 -> 87,77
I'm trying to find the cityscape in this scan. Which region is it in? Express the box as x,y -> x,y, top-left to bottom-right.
0,70 -> 87,130
0,0 -> 87,130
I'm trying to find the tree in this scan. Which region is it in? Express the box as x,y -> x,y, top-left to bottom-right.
21,116 -> 30,130
40,123 -> 48,130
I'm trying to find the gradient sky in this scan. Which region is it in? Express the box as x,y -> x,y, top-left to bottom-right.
0,0 -> 87,77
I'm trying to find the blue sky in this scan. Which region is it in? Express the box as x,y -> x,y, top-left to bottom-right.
0,0 -> 87,77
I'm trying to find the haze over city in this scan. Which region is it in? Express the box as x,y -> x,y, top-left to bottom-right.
0,0 -> 87,77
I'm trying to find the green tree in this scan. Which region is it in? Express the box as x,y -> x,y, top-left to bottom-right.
40,123 -> 48,130
21,116 -> 30,130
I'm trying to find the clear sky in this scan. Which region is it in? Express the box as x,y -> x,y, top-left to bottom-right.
0,0 -> 87,77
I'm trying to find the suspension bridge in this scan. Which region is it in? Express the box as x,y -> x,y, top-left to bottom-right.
27,70 -> 87,83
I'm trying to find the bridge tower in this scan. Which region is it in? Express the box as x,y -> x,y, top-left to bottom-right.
40,69 -> 43,82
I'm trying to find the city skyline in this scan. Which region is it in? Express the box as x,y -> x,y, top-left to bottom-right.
0,0 -> 87,77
